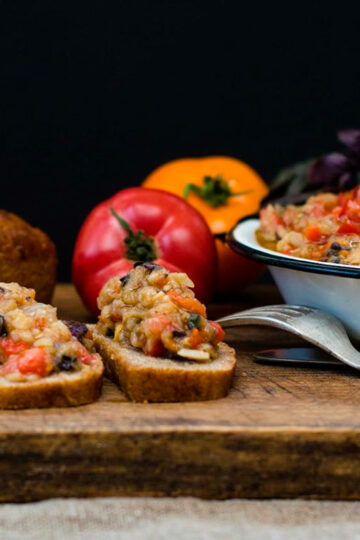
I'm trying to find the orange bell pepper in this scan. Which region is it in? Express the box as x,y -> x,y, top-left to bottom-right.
188,329 -> 205,348
167,290 -> 207,317
143,156 -> 269,295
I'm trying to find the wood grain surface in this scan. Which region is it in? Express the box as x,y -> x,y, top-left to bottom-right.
1,284 -> 360,501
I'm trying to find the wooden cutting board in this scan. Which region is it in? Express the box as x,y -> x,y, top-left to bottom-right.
1,284 -> 360,502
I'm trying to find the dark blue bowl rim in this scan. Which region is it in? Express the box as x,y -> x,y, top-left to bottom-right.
228,214 -> 360,279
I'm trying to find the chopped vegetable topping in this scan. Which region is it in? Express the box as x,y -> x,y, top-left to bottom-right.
97,264 -> 225,362
188,313 -> 201,330
17,348 -> 49,376
177,348 -> 210,362
258,187 -> 360,265
167,290 -> 207,318
0,283 -> 97,382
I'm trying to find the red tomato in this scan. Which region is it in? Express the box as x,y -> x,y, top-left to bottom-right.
18,348 -> 48,376
77,343 -> 95,364
337,223 -> 360,235
80,354 -> 94,365
0,338 -> 28,356
144,339 -> 166,357
0,355 -> 20,375
208,321 -> 225,344
141,315 -> 173,356
72,188 -> 217,315
309,206 -> 324,219
304,225 -> 321,242
344,200 -> 360,222
144,314 -> 171,336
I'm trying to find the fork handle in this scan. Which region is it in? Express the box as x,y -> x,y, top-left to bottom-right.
217,310 -> 360,371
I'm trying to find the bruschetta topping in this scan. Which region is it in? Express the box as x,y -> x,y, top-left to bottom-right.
0,283 -> 97,382
97,264 -> 225,362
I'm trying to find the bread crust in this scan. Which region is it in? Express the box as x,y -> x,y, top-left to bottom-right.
0,356 -> 103,409
0,210 -> 57,303
93,329 -> 236,402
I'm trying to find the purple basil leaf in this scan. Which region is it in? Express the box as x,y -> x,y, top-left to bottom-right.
262,190 -> 319,207
269,159 -> 313,191
338,129 -> 360,155
266,128 -> 360,208
309,153 -> 348,186
338,172 -> 351,189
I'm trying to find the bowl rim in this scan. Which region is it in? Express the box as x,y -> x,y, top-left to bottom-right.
228,214 -> 360,279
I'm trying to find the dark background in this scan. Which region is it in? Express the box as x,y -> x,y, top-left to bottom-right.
1,2 -> 360,280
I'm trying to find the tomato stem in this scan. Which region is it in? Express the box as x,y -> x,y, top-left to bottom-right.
184,175 -> 251,208
110,206 -> 157,262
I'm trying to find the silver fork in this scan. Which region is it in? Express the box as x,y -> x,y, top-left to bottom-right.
216,305 -> 360,370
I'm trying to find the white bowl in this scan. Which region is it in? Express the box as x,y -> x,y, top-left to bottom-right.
229,217 -> 360,340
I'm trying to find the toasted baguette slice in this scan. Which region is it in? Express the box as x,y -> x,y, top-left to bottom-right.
0,356 -> 103,409
93,329 -> 236,402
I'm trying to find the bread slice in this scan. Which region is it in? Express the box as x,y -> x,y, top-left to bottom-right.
93,329 -> 236,402
0,356 -> 103,409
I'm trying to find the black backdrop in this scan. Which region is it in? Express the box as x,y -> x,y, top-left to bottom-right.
1,2 -> 360,280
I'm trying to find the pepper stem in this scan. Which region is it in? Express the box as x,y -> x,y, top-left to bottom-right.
110,207 -> 157,262
184,175 -> 251,208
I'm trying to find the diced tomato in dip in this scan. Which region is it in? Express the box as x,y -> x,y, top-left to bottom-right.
96,264 -> 226,362
258,188 -> 360,265
0,283 -> 97,382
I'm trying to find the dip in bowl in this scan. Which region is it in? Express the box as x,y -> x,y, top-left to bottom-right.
229,188 -> 360,339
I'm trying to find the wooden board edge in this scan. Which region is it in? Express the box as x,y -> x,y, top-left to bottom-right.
1,429 -> 360,501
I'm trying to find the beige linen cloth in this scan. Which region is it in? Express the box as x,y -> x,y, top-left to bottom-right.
1,498 -> 360,539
